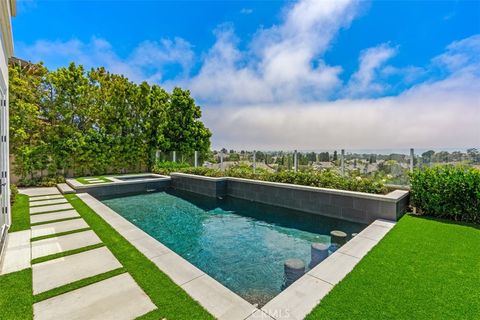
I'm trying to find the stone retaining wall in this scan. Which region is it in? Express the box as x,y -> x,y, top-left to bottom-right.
170,173 -> 409,224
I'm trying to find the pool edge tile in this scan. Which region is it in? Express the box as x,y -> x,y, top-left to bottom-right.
181,273 -> 257,320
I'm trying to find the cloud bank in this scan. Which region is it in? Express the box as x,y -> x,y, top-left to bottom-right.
15,0 -> 480,150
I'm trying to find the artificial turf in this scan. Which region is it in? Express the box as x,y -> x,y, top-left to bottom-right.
9,194 -> 30,232
0,269 -> 33,320
64,194 -> 213,320
76,176 -> 112,184
307,214 -> 480,320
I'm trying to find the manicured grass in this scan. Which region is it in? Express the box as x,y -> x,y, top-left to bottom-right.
76,176 -> 112,184
9,194 -> 30,232
307,214 -> 480,320
0,269 -> 33,320
64,194 -> 213,320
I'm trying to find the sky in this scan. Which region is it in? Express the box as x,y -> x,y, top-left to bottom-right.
12,0 -> 480,151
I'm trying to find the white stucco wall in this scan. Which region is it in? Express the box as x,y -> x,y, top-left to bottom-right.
0,14 -> 9,91
0,0 -> 14,252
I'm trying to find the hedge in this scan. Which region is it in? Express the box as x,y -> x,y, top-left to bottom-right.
410,165 -> 480,223
153,163 -> 388,194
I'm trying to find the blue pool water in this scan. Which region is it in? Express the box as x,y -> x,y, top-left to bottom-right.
100,189 -> 365,305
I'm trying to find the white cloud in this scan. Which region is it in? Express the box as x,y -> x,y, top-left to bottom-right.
240,8 -> 253,15
175,0 -> 358,104
14,0 -> 480,150
203,34 -> 480,150
204,72 -> 480,150
16,37 -> 194,83
343,43 -> 398,97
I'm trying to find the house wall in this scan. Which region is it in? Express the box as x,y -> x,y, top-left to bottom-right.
0,0 -> 15,259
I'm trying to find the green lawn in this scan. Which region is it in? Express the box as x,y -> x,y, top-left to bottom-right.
0,269 -> 33,320
0,194 -> 33,319
9,194 -> 30,232
64,194 -> 213,320
76,176 -> 112,184
307,214 -> 480,320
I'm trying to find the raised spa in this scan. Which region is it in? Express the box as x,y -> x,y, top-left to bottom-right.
114,174 -> 162,181
100,189 -> 365,306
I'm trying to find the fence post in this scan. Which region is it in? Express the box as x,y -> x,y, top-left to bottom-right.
220,151 -> 224,170
341,149 -> 345,176
172,151 -> 176,162
194,151 -> 198,168
253,150 -> 256,173
155,150 -> 160,162
294,150 -> 298,172
410,148 -> 414,172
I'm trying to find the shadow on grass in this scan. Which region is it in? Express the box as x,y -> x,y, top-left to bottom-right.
406,213 -> 480,231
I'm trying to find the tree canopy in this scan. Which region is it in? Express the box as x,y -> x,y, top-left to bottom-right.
9,61 -> 211,180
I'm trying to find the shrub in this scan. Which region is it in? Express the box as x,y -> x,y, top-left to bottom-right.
10,184 -> 19,204
153,165 -> 388,194
410,165 -> 480,223
17,176 -> 65,187
153,161 -> 193,175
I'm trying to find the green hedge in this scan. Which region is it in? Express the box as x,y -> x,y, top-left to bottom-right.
153,164 -> 388,194
17,176 -> 65,187
410,166 -> 480,223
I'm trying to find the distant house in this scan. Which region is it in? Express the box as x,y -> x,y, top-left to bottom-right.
0,0 -> 16,257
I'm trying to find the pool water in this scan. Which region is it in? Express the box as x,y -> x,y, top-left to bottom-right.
100,189 -> 365,306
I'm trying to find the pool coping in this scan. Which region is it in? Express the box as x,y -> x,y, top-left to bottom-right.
67,174 -> 169,188
76,192 -> 395,320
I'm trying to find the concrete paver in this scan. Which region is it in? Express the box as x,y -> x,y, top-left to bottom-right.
31,219 -> 89,238
30,198 -> 69,207
30,203 -> 73,215
31,230 -> 102,259
0,230 -> 31,275
20,187 -> 60,197
33,247 -> 122,294
30,210 -> 80,224
33,273 -> 156,320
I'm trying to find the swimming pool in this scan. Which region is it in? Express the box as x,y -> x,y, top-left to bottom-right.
100,189 -> 365,306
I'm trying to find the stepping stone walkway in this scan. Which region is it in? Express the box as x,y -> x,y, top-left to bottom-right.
30,198 -> 69,207
30,203 -> 73,214
30,195 -> 65,202
22,190 -> 156,320
34,273 -> 156,320
30,210 -> 80,224
0,230 -> 31,275
31,219 -> 89,238
32,247 -> 122,294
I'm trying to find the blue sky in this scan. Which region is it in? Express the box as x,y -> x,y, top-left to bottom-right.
12,0 -> 480,150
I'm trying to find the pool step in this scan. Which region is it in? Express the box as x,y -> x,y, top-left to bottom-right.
57,183 -> 75,194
